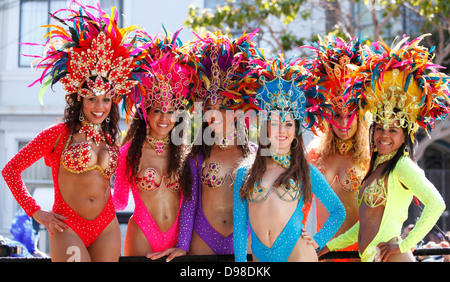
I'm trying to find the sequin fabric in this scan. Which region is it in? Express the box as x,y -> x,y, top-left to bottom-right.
326,156 -> 446,261
176,152 -> 241,254
59,32 -> 138,99
60,134 -> 119,180
113,143 -> 182,251
233,164 -> 346,262
1,123 -> 116,247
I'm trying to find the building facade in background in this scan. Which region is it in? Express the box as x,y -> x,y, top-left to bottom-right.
1,0 -> 449,241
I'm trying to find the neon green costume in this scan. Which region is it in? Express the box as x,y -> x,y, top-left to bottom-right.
326,156 -> 445,261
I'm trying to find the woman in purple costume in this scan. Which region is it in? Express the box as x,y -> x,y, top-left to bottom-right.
148,30 -> 259,261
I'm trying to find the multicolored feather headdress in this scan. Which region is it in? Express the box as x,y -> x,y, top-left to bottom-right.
304,35 -> 366,132
242,51 -> 317,132
348,34 -> 450,140
126,29 -> 200,120
189,30 -> 259,112
27,1 -> 146,104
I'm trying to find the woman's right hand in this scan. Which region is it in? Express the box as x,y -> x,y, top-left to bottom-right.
147,248 -> 187,262
32,209 -> 68,235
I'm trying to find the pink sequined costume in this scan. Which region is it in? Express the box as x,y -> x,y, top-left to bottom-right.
113,143 -> 183,252
2,123 -> 117,247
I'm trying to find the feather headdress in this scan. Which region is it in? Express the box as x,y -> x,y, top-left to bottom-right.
348,34 -> 450,141
189,30 -> 259,112
121,27 -> 200,121
304,35 -> 367,132
241,50 -> 318,133
27,1 -> 147,104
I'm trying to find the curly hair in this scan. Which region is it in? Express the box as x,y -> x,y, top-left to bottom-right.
122,109 -> 188,185
239,119 -> 312,203
307,114 -> 371,173
64,92 -> 120,146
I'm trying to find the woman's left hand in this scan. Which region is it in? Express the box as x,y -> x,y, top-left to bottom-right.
376,242 -> 401,262
302,228 -> 319,249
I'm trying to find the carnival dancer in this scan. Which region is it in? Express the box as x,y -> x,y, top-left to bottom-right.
1,3 -> 145,261
233,55 -> 346,262
305,36 -> 371,261
319,35 -> 449,262
149,30 -> 259,261
113,28 -> 199,256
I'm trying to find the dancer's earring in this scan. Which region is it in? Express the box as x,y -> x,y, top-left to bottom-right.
403,146 -> 409,156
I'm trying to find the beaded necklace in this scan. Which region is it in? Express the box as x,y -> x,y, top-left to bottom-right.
335,138 -> 354,155
216,131 -> 237,150
270,151 -> 291,169
79,121 -> 104,146
373,149 -> 398,171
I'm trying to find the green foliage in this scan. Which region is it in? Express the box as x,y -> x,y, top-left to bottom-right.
184,0 -> 309,54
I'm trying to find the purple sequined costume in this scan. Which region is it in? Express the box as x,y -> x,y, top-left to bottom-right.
177,152 -> 243,254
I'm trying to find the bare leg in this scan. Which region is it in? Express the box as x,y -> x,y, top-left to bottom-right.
88,217 -> 121,262
49,227 -> 91,262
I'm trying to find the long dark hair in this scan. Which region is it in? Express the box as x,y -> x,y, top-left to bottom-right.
361,121 -> 417,184
64,92 -> 120,146
240,119 -> 312,203
123,108 -> 188,184
179,117 -> 252,200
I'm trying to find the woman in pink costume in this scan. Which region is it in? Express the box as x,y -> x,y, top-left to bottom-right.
113,29 -> 199,256
1,3 -> 144,261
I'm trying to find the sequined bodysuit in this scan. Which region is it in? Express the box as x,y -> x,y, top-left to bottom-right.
233,163 -> 346,262
326,156 -> 446,261
2,123 -> 118,247
176,152 -> 237,255
113,143 -> 182,252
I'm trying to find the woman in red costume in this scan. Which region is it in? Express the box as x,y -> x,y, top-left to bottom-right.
305,36 -> 371,261
1,3 -> 144,261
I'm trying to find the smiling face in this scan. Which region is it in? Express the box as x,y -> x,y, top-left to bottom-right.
82,94 -> 112,124
267,114 -> 297,154
331,107 -> 358,140
204,97 -> 235,136
146,104 -> 177,139
373,120 -> 405,155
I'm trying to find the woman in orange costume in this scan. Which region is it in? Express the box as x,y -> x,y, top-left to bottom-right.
305,36 -> 371,261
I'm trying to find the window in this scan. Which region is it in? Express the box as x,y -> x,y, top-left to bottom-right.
18,0 -> 123,67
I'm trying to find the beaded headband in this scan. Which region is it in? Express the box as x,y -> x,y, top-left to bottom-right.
348,34 -> 450,140
27,1 -> 146,104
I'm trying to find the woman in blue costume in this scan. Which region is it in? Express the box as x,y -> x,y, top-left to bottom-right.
233,55 -> 346,262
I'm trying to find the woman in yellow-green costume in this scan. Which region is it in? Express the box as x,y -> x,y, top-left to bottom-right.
319,35 -> 450,262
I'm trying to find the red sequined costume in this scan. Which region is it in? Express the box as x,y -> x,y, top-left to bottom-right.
2,123 -> 117,247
